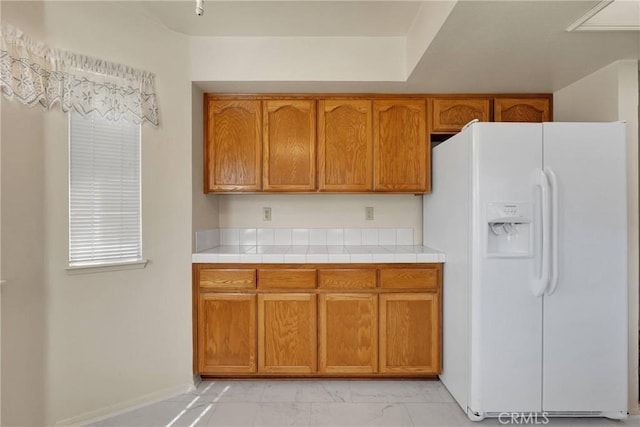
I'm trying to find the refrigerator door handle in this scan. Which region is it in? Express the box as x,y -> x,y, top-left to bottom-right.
531,169 -> 551,297
545,168 -> 560,295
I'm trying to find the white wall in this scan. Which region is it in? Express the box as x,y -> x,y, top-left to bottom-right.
218,194 -> 424,244
1,1 -> 194,425
190,36 -> 405,82
1,98 -> 47,427
554,59 -> 640,414
192,84 -> 219,251
405,1 -> 456,76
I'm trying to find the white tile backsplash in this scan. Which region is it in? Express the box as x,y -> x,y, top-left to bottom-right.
344,228 -> 362,245
221,228 -> 240,245
361,228 -> 379,245
309,229 -> 327,245
273,228 -> 292,245
396,228 -> 414,245
197,227 -> 418,250
195,229 -> 220,252
326,228 -> 344,246
378,229 -> 397,245
239,228 -> 257,246
292,228 -> 310,245
257,228 -> 275,245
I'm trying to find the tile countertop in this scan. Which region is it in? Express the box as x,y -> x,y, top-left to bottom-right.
192,245 -> 446,264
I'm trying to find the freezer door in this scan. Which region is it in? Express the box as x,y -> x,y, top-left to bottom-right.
542,122 -> 628,413
469,123 -> 543,414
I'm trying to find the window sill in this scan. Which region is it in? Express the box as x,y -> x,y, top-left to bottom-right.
66,259 -> 149,275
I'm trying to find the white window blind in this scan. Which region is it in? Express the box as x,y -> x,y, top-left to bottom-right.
69,113 -> 142,266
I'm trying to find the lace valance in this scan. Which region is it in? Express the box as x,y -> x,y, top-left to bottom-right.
0,23 -> 159,126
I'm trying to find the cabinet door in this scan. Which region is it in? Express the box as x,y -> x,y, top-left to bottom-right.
198,293 -> 257,374
258,293 -> 317,373
494,97 -> 551,122
318,100 -> 373,191
263,100 -> 316,191
379,293 -> 440,374
431,98 -> 491,133
373,100 -> 428,192
204,99 -> 262,192
319,293 -> 378,374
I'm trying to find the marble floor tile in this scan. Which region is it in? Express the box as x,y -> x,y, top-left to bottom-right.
349,380 -> 453,403
85,380 -> 640,427
254,402 -> 311,427
87,400 -> 213,427
198,380 -> 266,402
202,402 -> 259,426
261,380 -> 351,403
404,402 -> 471,427
309,402 -> 413,427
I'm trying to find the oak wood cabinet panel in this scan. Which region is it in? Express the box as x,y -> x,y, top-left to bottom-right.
205,99 -> 262,192
430,98 -> 491,133
319,293 -> 378,374
373,100 -> 429,192
199,269 -> 256,290
193,262 -> 442,377
318,100 -> 373,192
258,268 -> 317,289
198,293 -> 257,374
263,100 -> 316,191
494,97 -> 551,122
379,293 -> 440,374
318,269 -> 377,289
258,293 -> 317,373
379,267 -> 440,290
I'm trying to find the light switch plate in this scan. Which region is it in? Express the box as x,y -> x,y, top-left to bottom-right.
365,206 -> 374,221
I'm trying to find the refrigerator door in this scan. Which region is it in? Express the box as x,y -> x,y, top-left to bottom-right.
469,123 -> 543,414
542,123 -> 628,413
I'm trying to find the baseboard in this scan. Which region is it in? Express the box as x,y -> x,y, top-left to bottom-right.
54,381 -> 196,426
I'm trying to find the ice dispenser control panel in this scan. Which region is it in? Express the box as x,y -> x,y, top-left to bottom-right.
486,202 -> 533,258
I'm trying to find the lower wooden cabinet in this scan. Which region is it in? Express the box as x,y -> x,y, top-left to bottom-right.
319,293 -> 378,374
379,293 -> 440,374
258,293 -> 317,373
198,293 -> 257,374
193,263 -> 442,377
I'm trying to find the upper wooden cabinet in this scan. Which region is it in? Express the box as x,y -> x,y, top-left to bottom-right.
204,99 -> 262,192
373,100 -> 428,192
318,100 -> 373,192
263,100 -> 316,191
431,98 -> 491,133
494,97 -> 551,122
203,94 -> 552,194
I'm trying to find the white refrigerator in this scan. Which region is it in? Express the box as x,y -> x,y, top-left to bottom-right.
424,121 -> 628,420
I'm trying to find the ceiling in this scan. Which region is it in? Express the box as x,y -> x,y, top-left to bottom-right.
132,0 -> 640,93
136,1 -> 422,37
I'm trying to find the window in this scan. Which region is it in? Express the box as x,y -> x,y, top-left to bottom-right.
69,113 -> 142,267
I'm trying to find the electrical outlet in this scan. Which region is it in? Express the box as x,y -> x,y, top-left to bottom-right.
365,206 -> 374,221
262,207 -> 272,221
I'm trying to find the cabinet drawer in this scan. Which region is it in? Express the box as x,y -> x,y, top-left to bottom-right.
258,269 -> 317,289
379,268 -> 439,290
318,269 -> 377,289
199,269 -> 256,290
